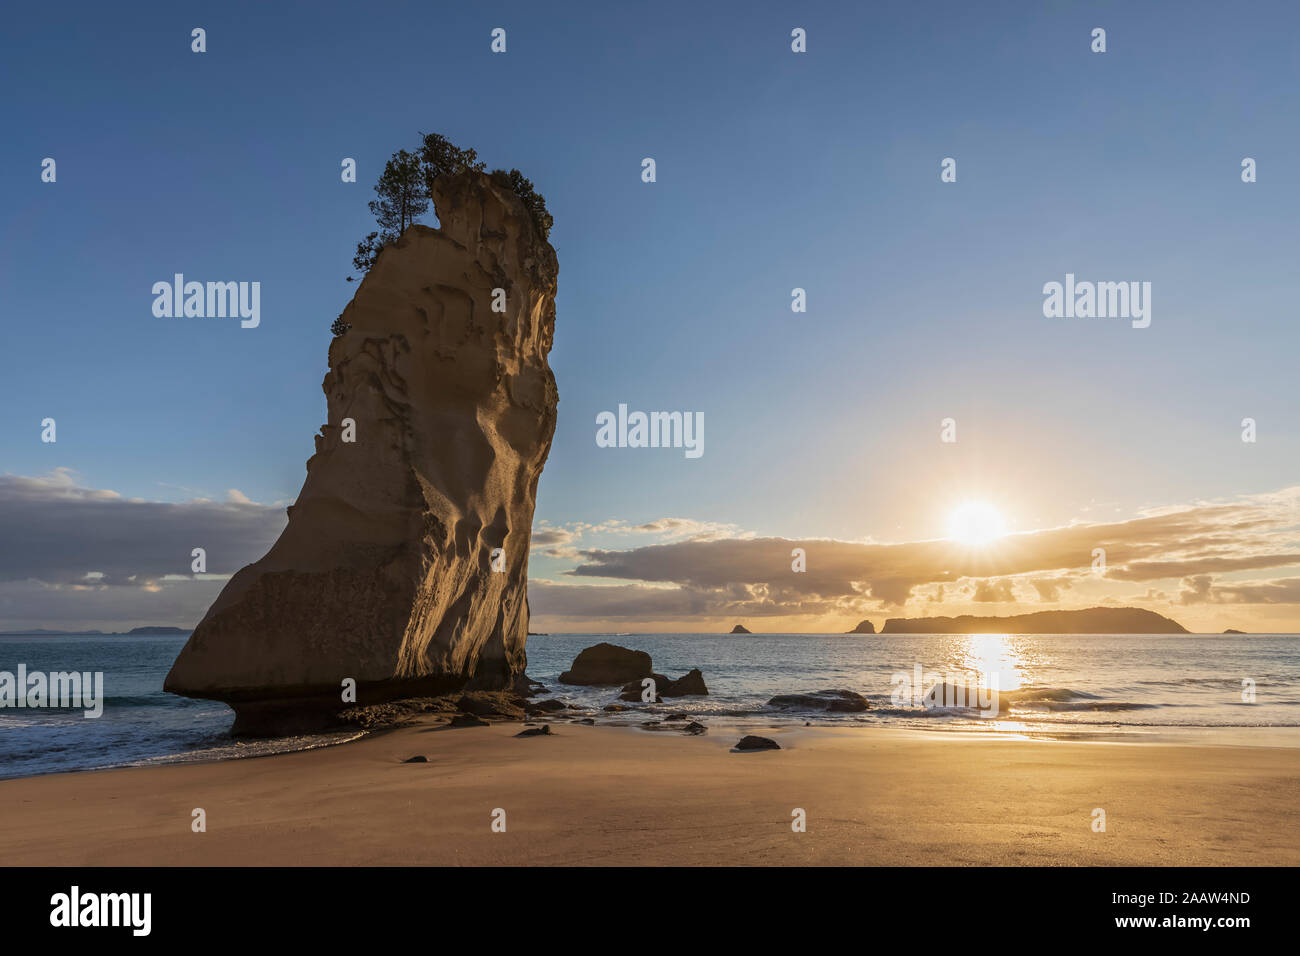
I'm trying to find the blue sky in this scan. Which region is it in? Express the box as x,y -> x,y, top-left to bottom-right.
2,0 -> 1298,631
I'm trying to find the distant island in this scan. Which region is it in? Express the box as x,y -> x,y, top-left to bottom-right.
127,626 -> 190,635
729,624 -> 752,634
881,607 -> 1187,634
845,620 -> 876,634
1223,628 -> 1246,635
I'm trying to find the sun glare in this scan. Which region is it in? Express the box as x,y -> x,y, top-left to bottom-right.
947,501 -> 1008,546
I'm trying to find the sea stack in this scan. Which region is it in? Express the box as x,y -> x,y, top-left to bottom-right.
165,170 -> 559,735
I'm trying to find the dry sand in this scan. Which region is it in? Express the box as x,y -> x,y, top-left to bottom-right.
1,721 -> 1295,866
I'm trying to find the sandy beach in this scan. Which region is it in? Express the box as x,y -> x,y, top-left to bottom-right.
1,721 -> 1295,866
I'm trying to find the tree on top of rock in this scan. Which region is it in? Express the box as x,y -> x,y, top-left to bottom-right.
372,148 -> 429,235
490,168 -> 553,241
418,132 -> 485,192
348,133 -> 553,283
352,149 -> 428,275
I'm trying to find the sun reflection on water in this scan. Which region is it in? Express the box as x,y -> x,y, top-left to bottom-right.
958,634 -> 1026,692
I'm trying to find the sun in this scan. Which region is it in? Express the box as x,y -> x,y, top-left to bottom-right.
947,501 -> 1008,546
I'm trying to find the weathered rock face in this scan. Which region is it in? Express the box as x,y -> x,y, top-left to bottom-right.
164,170 -> 558,735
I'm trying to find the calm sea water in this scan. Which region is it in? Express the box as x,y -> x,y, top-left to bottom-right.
526,633 -> 1300,742
2,632 -> 1298,779
0,634 -> 361,780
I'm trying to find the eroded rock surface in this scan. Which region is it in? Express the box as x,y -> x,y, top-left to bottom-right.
165,170 -> 558,735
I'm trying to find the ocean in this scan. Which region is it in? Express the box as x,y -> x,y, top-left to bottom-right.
2,631 -> 1298,780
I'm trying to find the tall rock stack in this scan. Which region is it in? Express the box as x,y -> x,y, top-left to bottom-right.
165,170 -> 559,735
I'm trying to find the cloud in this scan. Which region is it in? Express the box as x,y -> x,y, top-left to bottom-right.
972,579 -> 1017,602
1106,553 -> 1300,581
1178,574 -> 1300,605
7,470 -> 1298,631
553,487 -> 1300,619
528,579 -> 848,621
1030,577 -> 1072,602
0,469 -> 285,587
0,576 -> 227,632
531,516 -> 744,548
529,516 -> 747,556
629,517 -> 743,541
530,527 -> 575,548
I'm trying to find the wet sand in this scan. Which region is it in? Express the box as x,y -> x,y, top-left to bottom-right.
1,721 -> 1295,866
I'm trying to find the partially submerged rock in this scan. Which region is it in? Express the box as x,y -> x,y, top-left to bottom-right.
516,725 -> 552,737
733,735 -> 779,752
558,642 -> 652,685
561,643 -> 709,706
618,682 -> 662,703
663,668 -> 708,696
618,668 -> 708,700
767,689 -> 869,713
919,681 -> 1007,715
164,170 -> 559,736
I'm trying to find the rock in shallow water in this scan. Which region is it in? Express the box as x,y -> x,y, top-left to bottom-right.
559,643 -> 652,685
553,640 -> 710,701
617,668 -> 710,700
163,170 -> 559,736
618,682 -> 662,703
661,668 -> 708,697
766,689 -> 869,713
733,735 -> 780,752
